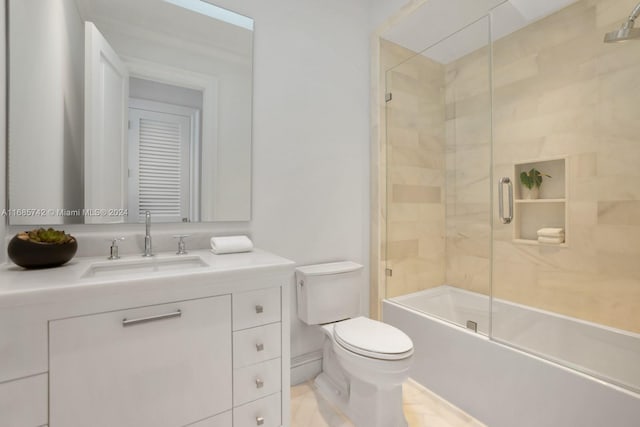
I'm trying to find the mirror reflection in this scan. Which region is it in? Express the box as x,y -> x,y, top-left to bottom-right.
8,0 -> 253,225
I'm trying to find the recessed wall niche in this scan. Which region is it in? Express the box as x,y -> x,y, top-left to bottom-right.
513,158 -> 567,246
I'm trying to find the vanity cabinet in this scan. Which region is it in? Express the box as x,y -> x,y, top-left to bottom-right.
188,411 -> 233,426
232,288 -> 283,427
49,296 -> 232,427
233,287 -> 281,330
0,373 -> 47,427
234,392 -> 282,427
233,323 -> 282,368
0,249 -> 293,427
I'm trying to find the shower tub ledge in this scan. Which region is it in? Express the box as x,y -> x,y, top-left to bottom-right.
384,285 -> 640,427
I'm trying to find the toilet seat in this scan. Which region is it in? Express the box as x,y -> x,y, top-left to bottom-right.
333,317 -> 413,361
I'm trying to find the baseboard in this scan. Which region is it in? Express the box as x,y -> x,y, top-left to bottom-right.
291,350 -> 322,386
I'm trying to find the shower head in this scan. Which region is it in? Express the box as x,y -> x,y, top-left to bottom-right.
604,2 -> 640,43
604,25 -> 640,43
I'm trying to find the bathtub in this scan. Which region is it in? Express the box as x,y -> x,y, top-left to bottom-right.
384,285 -> 640,427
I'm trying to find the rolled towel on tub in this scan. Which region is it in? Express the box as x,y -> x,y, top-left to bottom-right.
210,235 -> 254,254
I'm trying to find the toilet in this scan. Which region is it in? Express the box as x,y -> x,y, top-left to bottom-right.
295,261 -> 414,427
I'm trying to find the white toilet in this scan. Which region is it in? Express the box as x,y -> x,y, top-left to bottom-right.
295,261 -> 414,427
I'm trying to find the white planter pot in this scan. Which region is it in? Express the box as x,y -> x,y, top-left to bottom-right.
522,186 -> 539,199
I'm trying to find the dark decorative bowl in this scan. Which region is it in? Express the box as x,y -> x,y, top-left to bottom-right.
8,234 -> 78,269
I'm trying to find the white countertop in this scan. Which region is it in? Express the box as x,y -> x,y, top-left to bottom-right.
0,249 -> 295,308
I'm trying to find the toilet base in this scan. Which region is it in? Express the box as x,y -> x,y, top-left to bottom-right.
314,372 -> 408,427
314,372 -> 348,412
347,378 -> 408,427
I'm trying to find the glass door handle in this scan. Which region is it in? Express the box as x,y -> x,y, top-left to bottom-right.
498,177 -> 513,224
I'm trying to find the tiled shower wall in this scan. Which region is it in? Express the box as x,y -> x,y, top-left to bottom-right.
489,0 -> 640,333
444,41 -> 492,297
383,0 -> 640,333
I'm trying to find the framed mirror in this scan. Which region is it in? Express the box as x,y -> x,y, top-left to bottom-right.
7,0 -> 253,225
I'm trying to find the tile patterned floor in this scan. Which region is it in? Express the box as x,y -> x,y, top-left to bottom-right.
291,379 -> 487,427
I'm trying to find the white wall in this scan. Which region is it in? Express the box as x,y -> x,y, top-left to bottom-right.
8,0 -> 84,224
2,0 -> 373,371
129,77 -> 203,110
370,0 -> 412,30
0,0 -> 6,263
209,0 -> 372,363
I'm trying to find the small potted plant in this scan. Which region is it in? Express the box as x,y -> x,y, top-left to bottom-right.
8,228 -> 77,269
519,168 -> 551,199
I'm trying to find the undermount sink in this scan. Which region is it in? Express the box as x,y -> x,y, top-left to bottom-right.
82,255 -> 209,278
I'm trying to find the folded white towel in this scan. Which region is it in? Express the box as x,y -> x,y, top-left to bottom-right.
210,235 -> 254,254
538,236 -> 565,244
537,227 -> 565,237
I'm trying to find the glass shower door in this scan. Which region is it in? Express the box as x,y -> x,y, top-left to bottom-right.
384,17 -> 492,332
384,42 -> 448,302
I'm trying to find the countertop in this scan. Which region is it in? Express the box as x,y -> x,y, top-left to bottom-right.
0,249 -> 295,308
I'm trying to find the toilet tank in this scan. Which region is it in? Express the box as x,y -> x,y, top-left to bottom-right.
295,261 -> 363,325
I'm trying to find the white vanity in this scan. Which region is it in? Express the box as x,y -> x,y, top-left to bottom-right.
0,249 -> 294,427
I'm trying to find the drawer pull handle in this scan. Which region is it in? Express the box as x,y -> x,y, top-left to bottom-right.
256,416 -> 265,426
255,378 -> 264,388
122,310 -> 182,327
256,343 -> 264,352
255,305 -> 264,314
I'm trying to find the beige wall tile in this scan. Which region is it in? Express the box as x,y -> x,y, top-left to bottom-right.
598,201 -> 640,226
387,239 -> 419,260
389,166 -> 444,187
569,201 -> 598,225
393,185 -> 441,203
595,0 -> 640,28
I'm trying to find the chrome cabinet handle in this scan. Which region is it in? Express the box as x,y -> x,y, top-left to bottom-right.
498,177 -> 513,224
255,378 -> 264,388
256,416 -> 265,426
256,342 -> 264,352
122,310 -> 181,327
255,305 -> 264,314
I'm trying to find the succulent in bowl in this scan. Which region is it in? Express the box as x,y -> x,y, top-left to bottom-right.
8,228 -> 78,269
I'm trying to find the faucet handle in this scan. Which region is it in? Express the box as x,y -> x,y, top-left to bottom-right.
107,237 -> 125,260
173,235 -> 190,255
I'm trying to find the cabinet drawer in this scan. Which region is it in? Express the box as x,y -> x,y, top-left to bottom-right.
233,288 -> 280,330
233,358 -> 281,406
50,296 -> 232,427
185,410 -> 231,427
0,305 -> 50,383
0,373 -> 48,427
233,393 -> 281,427
233,323 -> 281,369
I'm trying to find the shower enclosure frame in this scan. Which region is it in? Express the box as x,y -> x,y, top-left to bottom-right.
371,0 -> 640,420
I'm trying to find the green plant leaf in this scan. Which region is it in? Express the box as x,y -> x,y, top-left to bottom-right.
26,227 -> 72,244
520,171 -> 533,189
533,169 -> 543,188
521,168 -> 552,189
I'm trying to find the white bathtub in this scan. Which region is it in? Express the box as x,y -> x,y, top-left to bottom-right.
384,285 -> 640,427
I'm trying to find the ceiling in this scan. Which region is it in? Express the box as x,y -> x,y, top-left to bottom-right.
74,0 -> 253,60
382,0 -> 580,64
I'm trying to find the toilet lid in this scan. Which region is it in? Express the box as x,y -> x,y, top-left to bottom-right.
333,317 -> 414,360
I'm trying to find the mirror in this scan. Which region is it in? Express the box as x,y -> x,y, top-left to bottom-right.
8,0 -> 253,225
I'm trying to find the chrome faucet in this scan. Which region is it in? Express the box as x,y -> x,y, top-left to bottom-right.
143,211 -> 153,257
